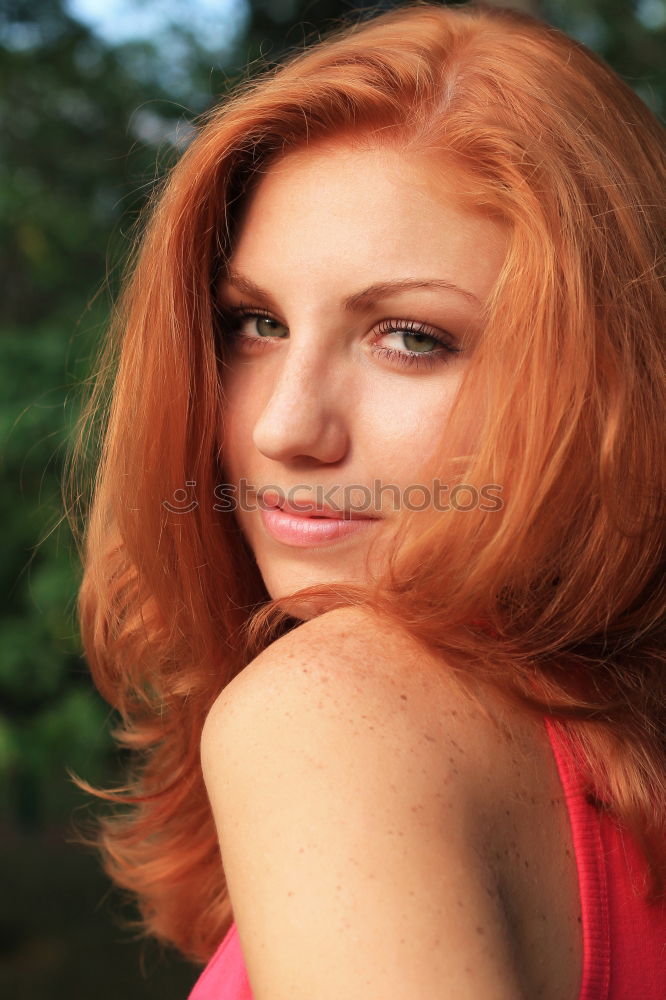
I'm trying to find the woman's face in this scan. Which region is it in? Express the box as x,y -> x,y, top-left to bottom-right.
218,141 -> 506,618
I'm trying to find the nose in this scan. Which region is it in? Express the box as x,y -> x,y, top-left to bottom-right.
252,342 -> 349,465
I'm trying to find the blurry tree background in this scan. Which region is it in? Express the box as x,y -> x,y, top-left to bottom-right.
1,0 -> 665,996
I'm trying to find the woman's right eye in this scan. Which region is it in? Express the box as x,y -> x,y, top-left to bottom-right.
222,305 -> 288,343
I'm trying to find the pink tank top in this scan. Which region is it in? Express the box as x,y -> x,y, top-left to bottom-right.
188,717 -> 666,999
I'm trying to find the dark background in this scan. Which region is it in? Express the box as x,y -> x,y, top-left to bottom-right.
1,0 -> 665,995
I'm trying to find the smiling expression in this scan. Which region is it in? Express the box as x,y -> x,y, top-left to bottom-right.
217,141 -> 507,617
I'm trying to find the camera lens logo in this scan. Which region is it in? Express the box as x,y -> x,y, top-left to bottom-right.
162,481 -> 199,514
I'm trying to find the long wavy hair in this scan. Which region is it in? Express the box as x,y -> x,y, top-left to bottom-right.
67,0 -> 666,963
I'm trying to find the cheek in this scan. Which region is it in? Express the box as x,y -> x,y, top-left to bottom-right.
220,387 -> 256,480
220,359 -> 273,476
360,375 -> 463,477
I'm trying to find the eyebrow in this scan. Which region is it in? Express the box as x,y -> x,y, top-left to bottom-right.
221,267 -> 481,309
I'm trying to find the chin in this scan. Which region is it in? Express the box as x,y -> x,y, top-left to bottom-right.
270,585 -> 341,623
273,597 -> 323,622
260,566 -> 353,622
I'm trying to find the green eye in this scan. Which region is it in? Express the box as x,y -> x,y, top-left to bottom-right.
223,307 -> 288,341
254,316 -> 288,338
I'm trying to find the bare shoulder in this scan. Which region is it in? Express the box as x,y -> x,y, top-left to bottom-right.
201,604 -> 556,832
199,606 -> 544,998
201,602 -> 483,817
206,607 -> 502,745
202,607 -> 582,999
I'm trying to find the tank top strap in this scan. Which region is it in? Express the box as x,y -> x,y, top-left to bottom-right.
544,717 -> 611,1000
545,717 -> 666,999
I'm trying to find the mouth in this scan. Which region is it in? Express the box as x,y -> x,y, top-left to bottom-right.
262,491 -> 380,521
258,491 -> 381,547
276,500 -> 377,521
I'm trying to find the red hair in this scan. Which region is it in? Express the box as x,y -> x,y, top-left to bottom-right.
67,1 -> 666,963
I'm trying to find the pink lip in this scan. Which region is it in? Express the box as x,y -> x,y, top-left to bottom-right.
275,498 -> 375,520
260,506 -> 380,547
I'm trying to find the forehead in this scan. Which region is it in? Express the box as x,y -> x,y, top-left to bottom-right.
235,139 -> 494,227
227,142 -> 508,308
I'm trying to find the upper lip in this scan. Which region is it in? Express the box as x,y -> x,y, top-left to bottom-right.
267,496 -> 379,520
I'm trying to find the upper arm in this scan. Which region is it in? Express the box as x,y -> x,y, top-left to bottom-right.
201,607 -> 525,1000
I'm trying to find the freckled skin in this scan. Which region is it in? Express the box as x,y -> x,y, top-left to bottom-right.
207,605 -> 583,999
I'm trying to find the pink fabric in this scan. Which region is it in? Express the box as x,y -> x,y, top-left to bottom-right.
188,921 -> 254,1000
188,719 -> 666,999
544,717 -> 666,999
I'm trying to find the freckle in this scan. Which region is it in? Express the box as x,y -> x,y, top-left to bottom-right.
457,899 -> 463,907
505,809 -> 510,816
400,694 -> 408,700
524,860 -> 529,868
476,926 -> 485,935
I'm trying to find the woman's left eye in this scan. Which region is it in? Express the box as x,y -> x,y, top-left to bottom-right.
219,304 -> 461,370
372,318 -> 461,369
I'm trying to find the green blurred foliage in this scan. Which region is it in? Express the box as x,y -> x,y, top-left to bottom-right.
544,0 -> 666,115
1,0 -> 188,831
1,0 -> 665,860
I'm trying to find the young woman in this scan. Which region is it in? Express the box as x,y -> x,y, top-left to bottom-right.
70,3 -> 666,998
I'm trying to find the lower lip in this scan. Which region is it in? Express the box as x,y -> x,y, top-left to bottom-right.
260,507 -> 379,547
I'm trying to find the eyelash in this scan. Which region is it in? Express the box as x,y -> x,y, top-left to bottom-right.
219,303 -> 461,370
